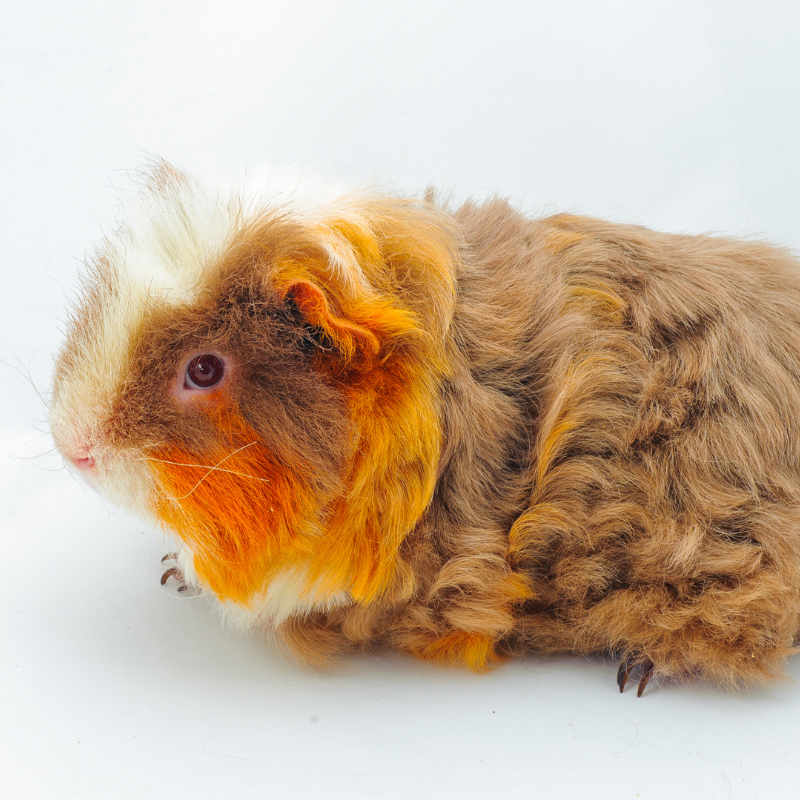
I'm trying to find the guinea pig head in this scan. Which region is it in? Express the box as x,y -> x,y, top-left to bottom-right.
50,164 -> 459,620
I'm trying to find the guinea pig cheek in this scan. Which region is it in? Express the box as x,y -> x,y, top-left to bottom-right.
148,403 -> 319,607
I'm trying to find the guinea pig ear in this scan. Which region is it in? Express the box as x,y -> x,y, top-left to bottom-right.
280,279 -> 381,365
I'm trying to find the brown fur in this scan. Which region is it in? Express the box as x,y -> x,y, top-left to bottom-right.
52,170 -> 800,688
283,205 -> 800,686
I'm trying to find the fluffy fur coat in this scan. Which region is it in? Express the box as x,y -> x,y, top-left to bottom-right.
50,164 -> 800,689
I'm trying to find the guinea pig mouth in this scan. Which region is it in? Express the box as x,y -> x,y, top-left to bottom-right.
51,424 -> 100,484
69,455 -> 96,473
63,449 -> 102,490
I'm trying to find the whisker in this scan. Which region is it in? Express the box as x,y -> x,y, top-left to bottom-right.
151,441 -> 271,501
0,341 -> 51,410
146,459 -> 271,483
9,435 -> 66,470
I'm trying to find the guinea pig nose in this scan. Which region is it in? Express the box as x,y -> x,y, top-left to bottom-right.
69,455 -> 96,471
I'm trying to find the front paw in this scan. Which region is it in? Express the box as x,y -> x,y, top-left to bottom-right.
160,552 -> 188,592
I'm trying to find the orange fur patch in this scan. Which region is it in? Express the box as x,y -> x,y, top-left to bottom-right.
151,320 -> 443,610
541,224 -> 586,255
307,354 -> 443,602
418,631 -> 503,671
151,403 -> 321,604
268,205 -> 457,603
152,201 -> 458,610
502,571 -> 536,602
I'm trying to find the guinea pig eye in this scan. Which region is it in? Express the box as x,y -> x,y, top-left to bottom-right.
185,354 -> 225,390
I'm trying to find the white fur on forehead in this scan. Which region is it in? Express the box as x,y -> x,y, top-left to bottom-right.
114,163 -> 359,302
52,163 -> 363,519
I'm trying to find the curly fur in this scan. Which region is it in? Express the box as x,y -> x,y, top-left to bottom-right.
51,163 -> 800,687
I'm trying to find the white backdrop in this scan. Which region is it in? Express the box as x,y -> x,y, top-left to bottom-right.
3,1 -> 800,798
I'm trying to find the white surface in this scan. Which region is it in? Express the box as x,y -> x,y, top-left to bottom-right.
3,1 -> 800,798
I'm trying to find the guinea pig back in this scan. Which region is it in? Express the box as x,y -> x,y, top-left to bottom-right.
50,162 -> 800,691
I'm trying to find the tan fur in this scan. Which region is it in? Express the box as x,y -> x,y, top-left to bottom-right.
51,165 -> 800,688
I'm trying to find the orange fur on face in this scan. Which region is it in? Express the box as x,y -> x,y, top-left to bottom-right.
151,204 -> 458,611
307,353 -> 443,602
151,402 -> 321,604
259,208 -> 458,604
283,293 -> 446,603
151,355 -> 443,609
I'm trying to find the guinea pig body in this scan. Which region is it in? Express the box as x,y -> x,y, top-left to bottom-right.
51,162 -> 800,690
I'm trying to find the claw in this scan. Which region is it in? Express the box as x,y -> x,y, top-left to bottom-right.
636,661 -> 655,697
161,552 -> 178,563
160,566 -> 184,586
617,656 -> 636,693
617,656 -> 656,696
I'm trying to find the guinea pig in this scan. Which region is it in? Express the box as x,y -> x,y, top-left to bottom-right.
50,160 -> 800,695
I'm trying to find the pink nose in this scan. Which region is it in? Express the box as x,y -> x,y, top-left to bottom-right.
69,455 -> 96,471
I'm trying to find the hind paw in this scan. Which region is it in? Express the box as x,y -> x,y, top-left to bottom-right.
617,655 -> 655,697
